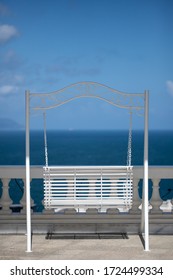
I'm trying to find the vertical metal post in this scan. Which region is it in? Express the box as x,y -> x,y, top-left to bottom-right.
143,90 -> 149,251
25,90 -> 32,252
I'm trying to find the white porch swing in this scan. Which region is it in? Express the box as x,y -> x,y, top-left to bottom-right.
42,110 -> 133,213
25,82 -> 149,252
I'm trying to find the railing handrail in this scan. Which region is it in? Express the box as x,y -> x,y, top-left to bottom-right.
0,165 -> 173,179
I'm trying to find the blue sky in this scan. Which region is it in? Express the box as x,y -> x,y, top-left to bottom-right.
0,0 -> 173,130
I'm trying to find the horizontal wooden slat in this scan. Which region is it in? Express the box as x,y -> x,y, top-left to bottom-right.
43,166 -> 133,210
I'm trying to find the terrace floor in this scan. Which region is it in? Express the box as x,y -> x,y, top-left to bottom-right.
0,234 -> 173,260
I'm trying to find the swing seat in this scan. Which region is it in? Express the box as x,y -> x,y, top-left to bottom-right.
43,166 -> 133,212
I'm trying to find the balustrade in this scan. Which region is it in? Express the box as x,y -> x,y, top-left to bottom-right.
1,178 -> 11,213
0,166 -> 173,216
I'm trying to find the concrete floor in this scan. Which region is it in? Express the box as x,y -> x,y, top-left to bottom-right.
0,234 -> 173,260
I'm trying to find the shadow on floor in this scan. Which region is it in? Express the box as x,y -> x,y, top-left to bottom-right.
45,232 -> 129,240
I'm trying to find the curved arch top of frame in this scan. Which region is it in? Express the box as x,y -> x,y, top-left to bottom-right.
29,81 -> 145,112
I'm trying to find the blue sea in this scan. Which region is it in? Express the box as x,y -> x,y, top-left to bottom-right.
0,130 -> 173,211
0,130 -> 173,166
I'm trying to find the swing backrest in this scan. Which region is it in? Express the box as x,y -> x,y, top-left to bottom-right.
43,165 -> 133,212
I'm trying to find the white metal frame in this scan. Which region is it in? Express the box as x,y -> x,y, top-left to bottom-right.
25,82 -> 149,252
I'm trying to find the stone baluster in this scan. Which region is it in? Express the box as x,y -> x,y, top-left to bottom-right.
129,179 -> 140,213
150,179 -> 162,213
30,179 -> 36,212
42,197 -> 51,214
42,198 -> 54,215
66,177 -> 73,198
110,178 -> 117,197
38,179 -> 44,213
20,179 -> 26,214
42,178 -> 52,214
22,179 -> 34,213
89,177 -> 96,199
160,200 -> 173,213
1,179 -> 11,214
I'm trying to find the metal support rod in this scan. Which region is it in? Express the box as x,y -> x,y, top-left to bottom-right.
143,90 -> 149,251
25,90 -> 32,252
43,111 -> 49,167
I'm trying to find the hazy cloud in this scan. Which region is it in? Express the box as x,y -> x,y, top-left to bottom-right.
166,80 -> 173,97
0,85 -> 18,95
0,24 -> 19,44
